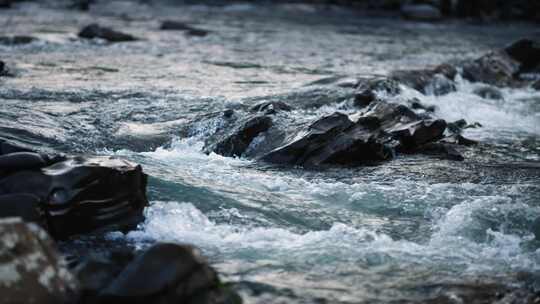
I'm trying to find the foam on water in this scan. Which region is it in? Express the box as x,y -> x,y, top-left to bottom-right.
124,200 -> 540,281
110,135 -> 540,298
395,78 -> 540,139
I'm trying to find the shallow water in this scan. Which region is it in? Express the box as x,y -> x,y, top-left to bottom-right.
1,1 -> 540,303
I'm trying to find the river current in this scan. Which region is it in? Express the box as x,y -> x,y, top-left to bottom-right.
1,1 -> 540,303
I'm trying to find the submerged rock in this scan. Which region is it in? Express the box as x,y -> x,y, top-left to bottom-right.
205,115 -> 272,157
98,243 -> 241,304
409,98 -> 436,112
391,64 -> 457,96
0,142 -> 148,239
160,20 -> 210,37
79,24 -> 138,42
250,101 -> 292,114
401,4 -> 443,21
473,85 -> 504,100
0,218 -> 77,304
0,35 -> 38,45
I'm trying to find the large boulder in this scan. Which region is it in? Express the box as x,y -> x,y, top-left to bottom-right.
0,142 -> 148,239
79,24 -> 138,42
261,101 -> 448,167
0,218 -> 77,304
97,243 -> 241,304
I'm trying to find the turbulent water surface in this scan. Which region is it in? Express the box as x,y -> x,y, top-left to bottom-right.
1,1 -> 540,303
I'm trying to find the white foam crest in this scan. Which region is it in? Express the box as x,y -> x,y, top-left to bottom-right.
125,201 -> 540,274
395,78 -> 540,139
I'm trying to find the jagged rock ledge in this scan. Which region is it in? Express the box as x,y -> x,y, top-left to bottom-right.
199,38 -> 539,168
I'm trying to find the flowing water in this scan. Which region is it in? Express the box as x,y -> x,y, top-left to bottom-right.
1,1 -> 540,303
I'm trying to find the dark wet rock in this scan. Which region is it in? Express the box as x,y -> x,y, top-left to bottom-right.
473,85 -> 504,100
79,24 -> 138,42
71,0 -> 92,11
73,249 -> 135,302
461,50 -> 520,87
262,100 -> 448,167
0,218 -> 77,304
442,134 -> 478,146
391,64 -> 457,96
99,243 -> 241,304
250,101 -> 292,114
0,194 -> 43,223
206,115 -> 272,157
353,89 -> 377,107
409,98 -> 436,112
0,143 -> 148,239
0,0 -> 10,8
533,80 -> 540,90
366,102 -> 447,149
447,119 -> 467,133
160,20 -> 210,37
504,38 -> 540,72
401,4 -> 442,21
447,119 -> 482,134
459,39 -> 540,87
353,77 -> 401,108
0,60 -> 11,77
223,109 -> 235,118
0,35 -> 38,45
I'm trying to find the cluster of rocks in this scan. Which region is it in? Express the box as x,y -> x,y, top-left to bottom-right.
0,141 -> 241,304
199,38 -> 540,168
76,21 -> 210,43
